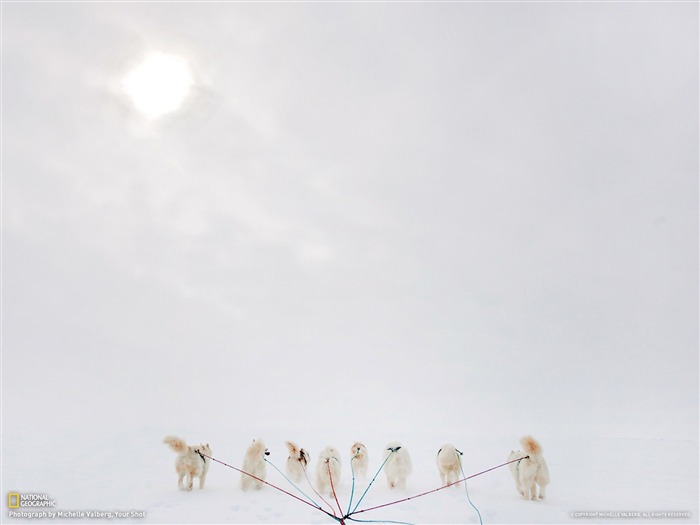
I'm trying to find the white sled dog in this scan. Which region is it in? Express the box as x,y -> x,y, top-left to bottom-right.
316,446 -> 341,497
241,439 -> 270,491
350,442 -> 369,479
508,435 -> 550,500
285,441 -> 310,482
384,441 -> 412,489
436,443 -> 463,486
163,436 -> 212,491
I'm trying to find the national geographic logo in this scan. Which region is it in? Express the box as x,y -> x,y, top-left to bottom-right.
7,493 -> 57,508
7,493 -> 147,520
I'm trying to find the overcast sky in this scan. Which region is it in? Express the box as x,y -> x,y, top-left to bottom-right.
2,2 -> 698,442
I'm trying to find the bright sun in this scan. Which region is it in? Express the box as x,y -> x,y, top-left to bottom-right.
123,52 -> 193,120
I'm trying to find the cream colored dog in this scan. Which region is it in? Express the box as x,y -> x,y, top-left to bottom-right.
436,443 -> 463,486
350,442 -> 369,479
508,435 -> 550,500
241,439 -> 270,491
285,441 -> 310,482
163,436 -> 211,491
384,441 -> 412,489
316,446 -> 341,497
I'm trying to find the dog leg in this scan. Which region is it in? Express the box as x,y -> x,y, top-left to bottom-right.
177,472 -> 185,490
537,483 -> 546,500
513,477 -> 523,497
515,482 -> 523,498
519,479 -> 529,500
526,483 -> 537,500
199,472 -> 207,490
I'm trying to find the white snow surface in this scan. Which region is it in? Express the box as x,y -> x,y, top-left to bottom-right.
2,418 -> 698,524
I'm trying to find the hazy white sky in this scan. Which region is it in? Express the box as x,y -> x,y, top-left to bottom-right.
2,2 -> 698,441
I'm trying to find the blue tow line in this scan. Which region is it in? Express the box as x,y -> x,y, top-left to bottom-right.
264,457 -> 322,509
345,449 -> 415,525
458,454 -> 483,525
268,446 -> 486,525
350,448 -> 395,514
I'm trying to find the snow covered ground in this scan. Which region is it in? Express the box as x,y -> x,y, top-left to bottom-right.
3,419 -> 698,524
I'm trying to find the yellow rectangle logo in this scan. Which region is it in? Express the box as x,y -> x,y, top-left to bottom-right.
8,493 -> 20,508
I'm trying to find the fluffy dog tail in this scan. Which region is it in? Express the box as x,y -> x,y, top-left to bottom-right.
520,435 -> 543,458
163,435 -> 188,454
286,441 -> 308,465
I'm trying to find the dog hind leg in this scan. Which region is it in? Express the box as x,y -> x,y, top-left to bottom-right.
177,472 -> 185,490
526,482 -> 537,500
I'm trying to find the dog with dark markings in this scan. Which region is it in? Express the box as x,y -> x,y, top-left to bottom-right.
163,436 -> 211,491
285,441 -> 310,482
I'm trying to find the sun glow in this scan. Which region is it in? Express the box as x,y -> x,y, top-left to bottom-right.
123,52 -> 193,119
